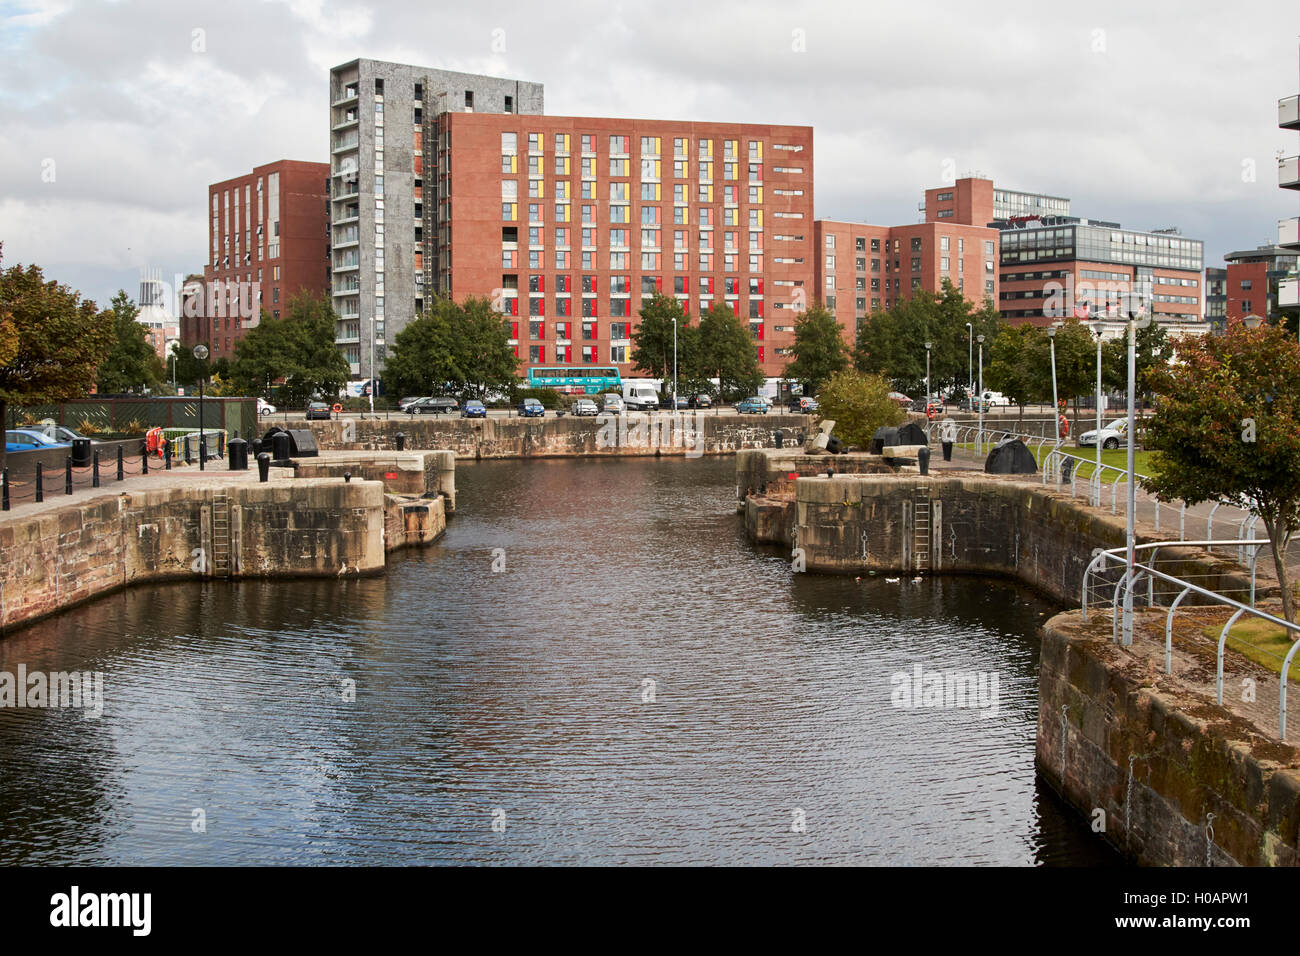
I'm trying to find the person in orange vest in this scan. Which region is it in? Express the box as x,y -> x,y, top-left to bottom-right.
145,426 -> 167,459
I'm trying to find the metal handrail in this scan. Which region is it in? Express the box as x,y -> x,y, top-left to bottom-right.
1083,540 -> 1300,737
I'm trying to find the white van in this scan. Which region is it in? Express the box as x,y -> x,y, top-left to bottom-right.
622,380 -> 660,411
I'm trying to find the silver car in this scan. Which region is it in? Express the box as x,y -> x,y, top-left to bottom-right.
572,399 -> 599,416
600,393 -> 625,414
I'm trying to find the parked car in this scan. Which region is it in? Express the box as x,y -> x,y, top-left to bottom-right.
517,397 -> 546,418
572,399 -> 599,416
888,391 -> 912,408
257,397 -> 276,417
398,396 -> 425,412
5,429 -> 72,452
622,381 -> 660,412
736,396 -> 769,414
1078,418 -> 1129,450
599,393 -> 625,414
659,395 -> 689,410
688,393 -> 713,409
305,402 -> 332,421
461,400 -> 487,419
959,395 -> 991,412
787,396 -> 819,413
925,401 -> 945,418
407,397 -> 459,415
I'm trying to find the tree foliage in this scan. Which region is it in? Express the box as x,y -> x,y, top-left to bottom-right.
984,323 -> 1046,418
815,369 -> 906,449
229,291 -> 350,406
95,290 -> 165,394
383,295 -> 518,401
854,280 -> 1000,396
1142,321 -> 1300,622
0,249 -> 113,407
784,302 -> 848,395
697,303 -> 763,401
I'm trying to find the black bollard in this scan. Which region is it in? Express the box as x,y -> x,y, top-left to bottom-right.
92,450 -> 100,487
918,445 -> 931,476
65,457 -> 72,495
395,432 -> 406,451
185,435 -> 194,465
272,431 -> 290,462
1,467 -> 8,511
257,452 -> 271,483
250,438 -> 262,458
774,430 -> 784,449
343,471 -> 352,483
37,462 -> 45,503
141,441 -> 149,475
116,445 -> 124,481
942,440 -> 953,462
227,438 -> 248,471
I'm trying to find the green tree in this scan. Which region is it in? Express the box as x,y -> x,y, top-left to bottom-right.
1031,318 -> 1098,424
95,290 -> 165,394
630,293 -> 687,386
1142,321 -> 1300,622
985,324 -> 1046,420
382,295 -> 517,402
0,249 -> 113,432
697,303 -> 762,401
784,302 -> 848,396
815,370 -> 906,449
230,292 -> 349,407
855,280 -> 999,397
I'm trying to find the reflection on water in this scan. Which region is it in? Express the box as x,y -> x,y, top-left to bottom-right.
0,457 -> 1118,865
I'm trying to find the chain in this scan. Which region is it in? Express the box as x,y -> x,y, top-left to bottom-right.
1125,753 -> 1150,848
1205,812 -> 1216,867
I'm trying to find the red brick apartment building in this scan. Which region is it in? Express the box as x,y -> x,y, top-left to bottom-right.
185,160 -> 330,360
436,113 -> 814,377
924,177 -> 1205,331
813,219 -> 999,350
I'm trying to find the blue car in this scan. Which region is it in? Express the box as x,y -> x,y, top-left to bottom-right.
517,398 -> 545,418
462,400 -> 487,419
735,397 -> 769,415
6,428 -> 73,452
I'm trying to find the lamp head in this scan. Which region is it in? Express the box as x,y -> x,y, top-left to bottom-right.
1243,314 -> 1264,330
976,334 -> 984,344
193,344 -> 209,361
925,340 -> 932,350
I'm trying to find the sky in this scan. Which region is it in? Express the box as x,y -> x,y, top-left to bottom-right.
1,0 -> 1298,310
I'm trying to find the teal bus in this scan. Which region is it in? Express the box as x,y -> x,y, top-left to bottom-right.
526,366 -> 622,395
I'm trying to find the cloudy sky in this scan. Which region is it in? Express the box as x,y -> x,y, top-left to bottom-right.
1,0 -> 1297,309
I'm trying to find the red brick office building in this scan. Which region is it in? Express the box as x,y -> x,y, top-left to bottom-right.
187,159 -> 330,360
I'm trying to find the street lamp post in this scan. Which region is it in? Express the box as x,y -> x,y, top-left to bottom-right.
976,334 -> 985,455
1090,320 -> 1105,506
193,343 -> 209,471
1047,326 -> 1060,462
672,317 -> 678,411
924,340 -> 932,406
1121,310 -> 1150,644
965,322 -> 973,395
368,318 -> 375,418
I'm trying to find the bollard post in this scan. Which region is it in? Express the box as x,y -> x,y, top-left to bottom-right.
164,440 -> 172,470
141,443 -> 148,475
942,440 -> 953,462
1,467 -> 8,511
257,452 -> 271,483
37,462 -> 44,503
395,432 -> 406,451
65,456 -> 72,495
116,445 -> 124,481
185,435 -> 194,465
92,450 -> 100,488
774,430 -> 784,449
918,445 -> 931,476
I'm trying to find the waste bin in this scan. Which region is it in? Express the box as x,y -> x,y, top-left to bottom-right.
71,438 -> 92,467
227,438 -> 248,471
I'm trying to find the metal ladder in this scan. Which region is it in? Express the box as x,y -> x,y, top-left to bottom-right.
914,488 -> 931,574
211,493 -> 231,578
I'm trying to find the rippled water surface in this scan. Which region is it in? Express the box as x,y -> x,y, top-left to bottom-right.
0,457 -> 1117,865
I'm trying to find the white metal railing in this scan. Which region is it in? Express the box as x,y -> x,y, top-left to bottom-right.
1081,540 -> 1300,738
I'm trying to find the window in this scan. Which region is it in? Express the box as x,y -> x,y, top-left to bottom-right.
464,90 -> 474,109
504,95 -> 513,113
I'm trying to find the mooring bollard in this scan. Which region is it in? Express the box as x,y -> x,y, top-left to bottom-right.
395,432 -> 406,451
36,462 -> 45,503
1,467 -> 8,511
92,450 -> 100,488
227,437 -> 248,471
942,440 -> 953,462
918,445 -> 931,476
116,446 -> 124,481
774,430 -> 784,449
65,457 -> 72,495
257,452 -> 271,483
164,440 -> 172,470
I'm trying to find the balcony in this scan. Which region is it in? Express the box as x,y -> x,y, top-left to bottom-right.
332,111 -> 359,131
1280,216 -> 1300,251
1281,277 -> 1299,310
332,86 -> 359,108
1282,95 -> 1300,131
332,135 -> 359,154
335,332 -> 361,345
1281,155 -> 1300,190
